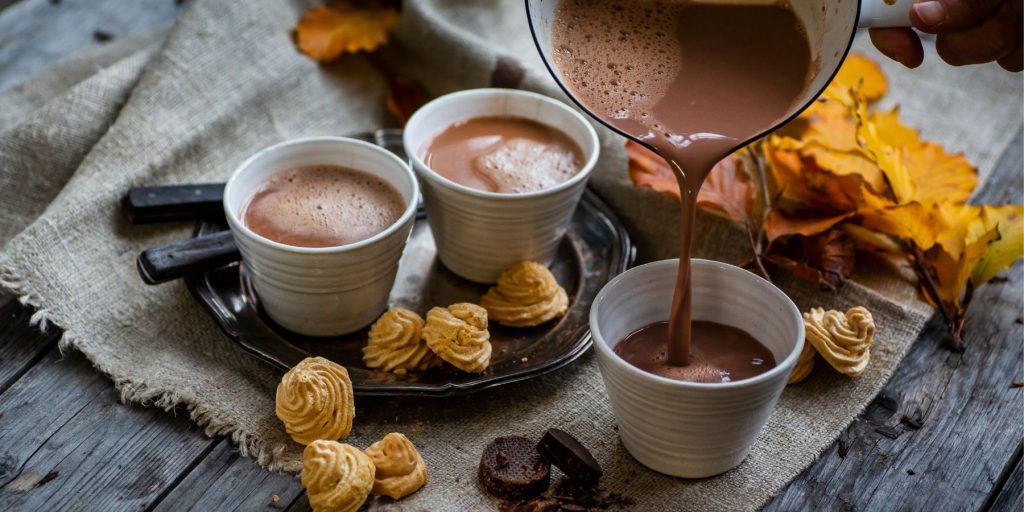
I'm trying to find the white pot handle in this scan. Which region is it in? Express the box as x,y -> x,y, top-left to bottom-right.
859,0 -> 915,27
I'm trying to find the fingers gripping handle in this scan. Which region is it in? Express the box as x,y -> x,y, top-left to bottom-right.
859,0 -> 914,28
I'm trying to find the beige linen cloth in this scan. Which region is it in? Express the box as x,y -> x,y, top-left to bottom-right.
0,1 -> 1020,510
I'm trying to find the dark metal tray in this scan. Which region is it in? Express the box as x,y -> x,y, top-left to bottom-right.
185,132 -> 633,396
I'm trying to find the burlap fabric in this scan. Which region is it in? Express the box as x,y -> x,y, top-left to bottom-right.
0,1 -> 1020,510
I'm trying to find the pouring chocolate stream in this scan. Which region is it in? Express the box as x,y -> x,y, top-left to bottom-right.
551,0 -> 812,370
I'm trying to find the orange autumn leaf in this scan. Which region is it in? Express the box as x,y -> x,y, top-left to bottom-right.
768,229 -> 855,290
921,228 -> 998,308
765,209 -> 855,242
386,75 -> 428,126
627,140 -> 760,227
296,1 -> 398,62
696,151 -> 759,224
765,145 -> 865,214
626,141 -> 679,197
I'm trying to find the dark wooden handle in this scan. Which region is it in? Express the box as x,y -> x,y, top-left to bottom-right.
123,183 -> 225,224
137,231 -> 240,284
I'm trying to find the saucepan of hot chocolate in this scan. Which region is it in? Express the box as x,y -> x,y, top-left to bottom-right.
589,259 -> 804,478
527,0 -> 908,476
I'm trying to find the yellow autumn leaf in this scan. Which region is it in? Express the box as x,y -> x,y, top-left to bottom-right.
295,1 -> 398,62
850,98 -> 916,203
857,194 -> 939,251
801,144 -> 888,194
901,142 -> 977,205
933,202 -> 983,259
831,53 -> 888,101
845,100 -> 976,207
970,205 -> 1024,286
923,226 -> 999,308
870,108 -> 922,151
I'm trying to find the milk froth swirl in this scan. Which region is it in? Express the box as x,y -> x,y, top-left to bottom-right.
276,357 -> 355,445
301,440 -> 375,512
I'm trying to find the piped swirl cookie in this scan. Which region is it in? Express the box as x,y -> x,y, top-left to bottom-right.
362,308 -> 439,374
423,303 -> 491,373
364,433 -> 428,500
804,306 -> 875,377
788,341 -> 816,384
301,440 -> 376,512
276,356 -> 354,445
481,261 -> 569,327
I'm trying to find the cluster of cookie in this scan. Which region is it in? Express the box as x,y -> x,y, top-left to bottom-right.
275,357 -> 428,511
302,433 -> 427,511
789,306 -> 875,384
362,261 -> 569,374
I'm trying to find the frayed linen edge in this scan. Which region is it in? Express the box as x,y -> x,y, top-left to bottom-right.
0,263 -> 301,474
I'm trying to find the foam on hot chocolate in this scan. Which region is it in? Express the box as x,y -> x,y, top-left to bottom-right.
242,165 -> 405,248
421,116 -> 584,194
552,0 -> 680,132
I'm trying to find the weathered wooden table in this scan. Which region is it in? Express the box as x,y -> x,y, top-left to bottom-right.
0,1 -> 1021,510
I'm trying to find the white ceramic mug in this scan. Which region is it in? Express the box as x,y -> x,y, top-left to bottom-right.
403,88 -> 600,283
223,137 -> 419,337
590,259 -> 804,478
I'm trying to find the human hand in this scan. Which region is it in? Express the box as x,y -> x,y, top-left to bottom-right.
869,0 -> 1022,71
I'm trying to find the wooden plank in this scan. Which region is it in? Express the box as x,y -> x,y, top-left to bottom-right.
149,441 -> 304,512
987,448 -> 1022,512
0,295 -> 61,395
0,349 -> 218,511
764,129 -> 1024,511
284,493 -> 311,512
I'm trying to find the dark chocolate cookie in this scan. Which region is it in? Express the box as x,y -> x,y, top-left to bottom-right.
536,429 -> 602,485
479,436 -> 551,500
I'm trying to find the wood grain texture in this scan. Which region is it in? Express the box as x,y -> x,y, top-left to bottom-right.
988,450 -> 1022,512
0,297 -> 60,394
150,440 -> 304,512
0,350 -> 218,511
764,129 -> 1024,511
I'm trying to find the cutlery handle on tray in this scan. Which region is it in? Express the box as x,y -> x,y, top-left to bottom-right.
123,184 -> 226,224
137,231 -> 240,284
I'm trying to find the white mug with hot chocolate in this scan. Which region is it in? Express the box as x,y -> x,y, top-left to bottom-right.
223,137 -> 419,337
403,88 -> 600,283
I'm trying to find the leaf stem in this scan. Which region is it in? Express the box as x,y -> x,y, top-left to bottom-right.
745,224 -> 772,282
909,243 -> 965,351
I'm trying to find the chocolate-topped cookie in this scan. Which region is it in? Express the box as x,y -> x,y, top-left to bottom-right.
479,436 -> 551,500
536,428 -> 602,485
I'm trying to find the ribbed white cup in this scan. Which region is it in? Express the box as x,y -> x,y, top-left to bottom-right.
403,88 -> 600,283
223,137 -> 419,337
590,259 -> 804,478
